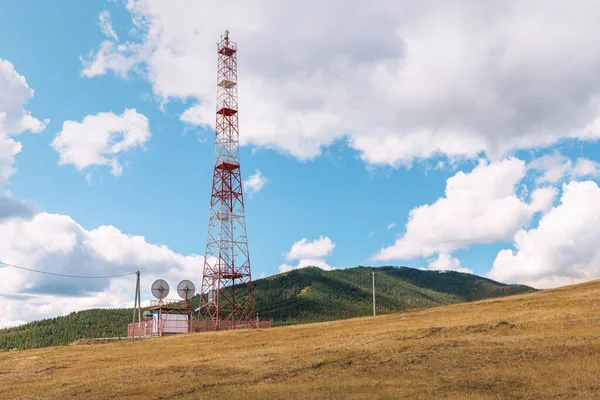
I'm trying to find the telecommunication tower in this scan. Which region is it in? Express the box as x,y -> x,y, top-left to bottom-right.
200,31 -> 256,328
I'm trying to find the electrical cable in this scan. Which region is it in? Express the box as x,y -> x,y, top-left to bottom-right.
0,260 -> 137,279
140,281 -> 153,301
0,258 -> 367,315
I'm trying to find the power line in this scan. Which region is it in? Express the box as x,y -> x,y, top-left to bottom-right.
140,281 -> 152,301
0,260 -> 137,279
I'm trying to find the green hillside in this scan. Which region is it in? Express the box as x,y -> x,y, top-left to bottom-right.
252,266 -> 535,325
0,266 -> 535,351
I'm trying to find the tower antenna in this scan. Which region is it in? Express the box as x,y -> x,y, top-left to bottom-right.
200,31 -> 256,329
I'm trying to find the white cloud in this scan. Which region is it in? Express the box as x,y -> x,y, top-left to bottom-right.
83,1 -> 600,165
0,136 -> 21,185
0,289 -> 132,329
51,109 -> 150,176
286,236 -> 335,260
0,211 -> 204,328
81,40 -> 149,79
489,181 -> 600,288
279,236 -> 336,273
387,222 -> 396,230
99,10 -> 119,41
528,152 -> 600,184
427,253 -> 472,274
244,169 -> 268,195
0,58 -> 48,183
573,158 -> 600,177
279,258 -> 335,274
375,158 -> 556,260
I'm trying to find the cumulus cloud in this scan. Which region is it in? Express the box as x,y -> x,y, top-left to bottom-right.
0,289 -> 132,329
243,169 -> 268,196
528,152 -> 600,184
51,109 -> 150,176
279,258 -> 335,274
427,253 -> 472,274
375,158 -> 556,261
81,40 -> 148,79
279,236 -> 336,273
0,136 -> 21,185
0,58 -> 48,183
286,236 -> 335,260
0,212 -> 204,328
82,1 -> 600,165
489,181 -> 600,288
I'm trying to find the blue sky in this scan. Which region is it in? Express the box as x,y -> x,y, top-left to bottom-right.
0,1 -> 455,273
2,0 -> 600,326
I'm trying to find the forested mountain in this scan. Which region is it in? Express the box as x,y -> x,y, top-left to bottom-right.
0,266 -> 535,351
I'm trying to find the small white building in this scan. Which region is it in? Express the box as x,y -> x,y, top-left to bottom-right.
151,313 -> 190,335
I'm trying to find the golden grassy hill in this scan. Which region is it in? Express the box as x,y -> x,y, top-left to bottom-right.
2,279 -> 600,399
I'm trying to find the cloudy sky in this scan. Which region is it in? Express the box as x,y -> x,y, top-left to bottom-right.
2,0 -> 600,327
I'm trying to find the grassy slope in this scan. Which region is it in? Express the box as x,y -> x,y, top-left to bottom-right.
1,280 -> 599,399
253,266 -> 535,324
0,266 -> 534,351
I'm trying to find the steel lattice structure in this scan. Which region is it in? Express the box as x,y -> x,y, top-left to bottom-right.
200,31 -> 255,328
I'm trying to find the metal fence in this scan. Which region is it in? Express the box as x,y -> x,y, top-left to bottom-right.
128,318 -> 272,338
192,319 -> 272,332
128,321 -> 154,337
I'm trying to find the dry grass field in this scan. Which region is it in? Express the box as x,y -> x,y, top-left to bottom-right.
2,280 -> 600,399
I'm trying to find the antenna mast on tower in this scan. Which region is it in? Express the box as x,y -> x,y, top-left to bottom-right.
200,31 -> 256,329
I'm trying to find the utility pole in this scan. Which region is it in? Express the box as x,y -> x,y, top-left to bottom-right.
131,276 -> 136,342
372,269 -> 376,317
137,271 -> 141,340
131,271 -> 140,342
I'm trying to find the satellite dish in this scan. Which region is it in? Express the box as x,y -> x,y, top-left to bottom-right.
177,280 -> 196,300
151,279 -> 169,300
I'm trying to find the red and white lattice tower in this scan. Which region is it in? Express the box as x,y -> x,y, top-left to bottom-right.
200,31 -> 255,328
